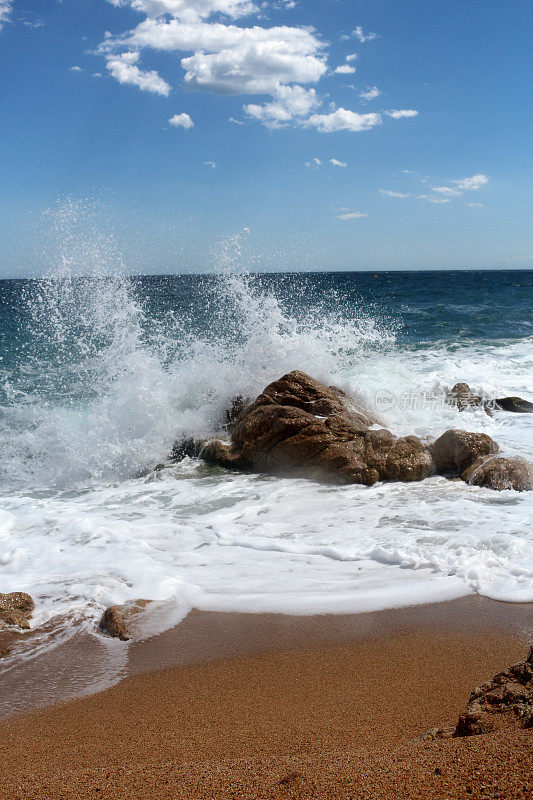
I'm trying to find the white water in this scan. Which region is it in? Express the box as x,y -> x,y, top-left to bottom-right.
0,209 -> 532,670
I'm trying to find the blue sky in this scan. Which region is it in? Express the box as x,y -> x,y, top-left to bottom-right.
0,0 -> 532,276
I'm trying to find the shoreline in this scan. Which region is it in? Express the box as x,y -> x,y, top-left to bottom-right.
0,596 -> 531,798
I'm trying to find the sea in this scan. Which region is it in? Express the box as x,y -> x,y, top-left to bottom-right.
1,232 -> 532,679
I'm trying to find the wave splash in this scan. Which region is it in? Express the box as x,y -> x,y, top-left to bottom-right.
0,202 -> 393,491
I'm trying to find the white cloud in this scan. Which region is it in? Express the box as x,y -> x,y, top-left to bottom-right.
380,189 -> 409,198
338,210 -> 368,220
345,53 -> 357,62
93,72 -> 103,78
359,86 -> 380,101
305,157 -> 321,167
0,0 -> 12,30
330,158 -> 347,167
386,109 -> 419,118
70,66 -> 83,72
205,160 -> 217,167
106,51 -> 171,95
453,173 -> 489,191
418,194 -> 450,204
353,26 -> 377,43
245,84 -> 319,128
432,186 -> 461,196
108,0 -> 257,21
169,112 -> 194,128
334,64 -> 356,75
305,107 -> 381,133
229,116 -> 245,124
469,202 -> 484,208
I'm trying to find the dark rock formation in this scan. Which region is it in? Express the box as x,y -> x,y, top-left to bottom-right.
100,599 -> 151,641
454,646 -> 533,736
495,396 -> 533,413
462,455 -> 533,492
0,592 -> 34,630
177,372 -> 531,492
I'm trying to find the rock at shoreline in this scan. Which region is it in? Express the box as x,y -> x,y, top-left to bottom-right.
100,599 -> 151,641
202,371 -> 433,485
454,646 -> 533,736
422,647 -> 533,741
176,372 -> 531,492
495,396 -> 533,413
462,455 -> 533,492
0,592 -> 34,630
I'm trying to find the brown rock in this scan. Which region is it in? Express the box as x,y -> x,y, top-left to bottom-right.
448,383 -> 484,411
461,455 -> 533,492
199,372 -> 530,492
453,647 -> 533,737
100,599 -> 151,641
0,592 -> 35,630
430,429 -> 499,474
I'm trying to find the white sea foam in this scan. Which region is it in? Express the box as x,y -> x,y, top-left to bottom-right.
0,203 -> 532,666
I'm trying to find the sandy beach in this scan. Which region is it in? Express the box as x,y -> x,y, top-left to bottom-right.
0,596 -> 531,799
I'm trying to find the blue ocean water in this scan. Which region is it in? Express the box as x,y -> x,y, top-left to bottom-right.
0,265 -> 532,680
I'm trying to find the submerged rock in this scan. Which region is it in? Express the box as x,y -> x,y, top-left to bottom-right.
448,382 -> 485,412
495,396 -> 533,413
462,455 -> 533,492
100,599 -> 151,641
0,593 -> 34,630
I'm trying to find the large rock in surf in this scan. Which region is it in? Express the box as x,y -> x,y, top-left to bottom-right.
0,592 -> 34,630
198,371 -> 531,490
202,371 -> 434,484
447,381 -> 533,414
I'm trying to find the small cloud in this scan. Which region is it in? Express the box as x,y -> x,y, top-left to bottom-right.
205,160 -> 217,168
338,210 -> 368,220
169,113 -> 194,130
454,173 -> 489,191
334,64 -> 356,75
106,51 -> 171,97
359,86 -> 380,101
353,26 -> 377,43
70,66 -> 82,73
418,194 -> 450,204
92,72 -> 103,78
469,202 -> 484,208
330,158 -> 347,167
345,54 -> 358,62
432,186 -> 462,196
380,189 -> 410,198
386,109 -> 419,119
305,157 -> 322,168
305,108 -> 382,133
229,117 -> 245,125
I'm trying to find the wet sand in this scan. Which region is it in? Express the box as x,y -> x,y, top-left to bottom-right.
0,596 -> 531,798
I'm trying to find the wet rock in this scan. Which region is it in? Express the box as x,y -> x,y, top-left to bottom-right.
170,437 -> 206,462
0,593 -> 34,630
453,647 -> 533,737
199,372 -> 531,491
429,429 -> 499,474
448,383 -> 485,412
495,396 -> 533,413
462,455 -> 533,492
203,372 -> 433,485
100,599 -> 151,641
